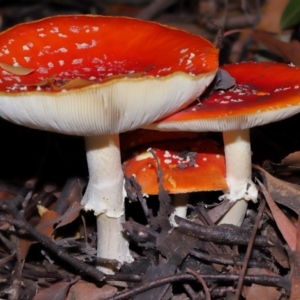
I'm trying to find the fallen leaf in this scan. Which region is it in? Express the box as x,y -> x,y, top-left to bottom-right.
0,191 -> 15,199
208,200 -> 234,223
202,68 -> 236,98
290,215 -> 300,299
264,224 -> 290,269
36,204 -> 49,217
25,74 -> 57,88
54,201 -> 83,230
281,151 -> 300,169
27,202 -> 82,239
35,209 -> 61,238
66,281 -> 117,300
257,179 -> 296,251
213,68 -> 236,90
263,161 -> 300,176
256,0 -> 289,33
19,238 -> 34,261
53,178 -> 84,215
61,78 -> 95,89
0,62 -> 34,75
243,268 -> 282,300
254,165 -> 300,214
252,31 -> 300,65
33,278 -> 79,300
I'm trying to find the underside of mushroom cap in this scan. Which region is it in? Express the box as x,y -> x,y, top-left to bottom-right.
145,62 -> 300,132
0,15 -> 218,135
0,74 -> 215,135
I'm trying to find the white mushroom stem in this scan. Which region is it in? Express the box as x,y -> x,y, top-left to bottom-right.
173,193 -> 189,217
218,129 -> 258,226
82,134 -> 133,274
169,193 -> 189,226
217,199 -> 248,226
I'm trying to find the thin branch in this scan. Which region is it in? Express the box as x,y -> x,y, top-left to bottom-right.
107,272 -> 290,300
233,198 -> 266,300
174,215 -> 272,247
0,213 -> 105,282
186,268 -> 211,300
189,249 -> 268,268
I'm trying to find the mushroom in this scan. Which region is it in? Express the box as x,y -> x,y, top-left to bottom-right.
123,138 -> 227,220
0,15 -> 218,272
144,61 -> 300,226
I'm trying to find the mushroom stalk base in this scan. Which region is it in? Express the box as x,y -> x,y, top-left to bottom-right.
217,199 -> 248,226
82,134 -> 133,274
96,213 -> 129,274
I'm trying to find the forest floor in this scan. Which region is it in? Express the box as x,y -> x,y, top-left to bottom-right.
0,1 -> 300,299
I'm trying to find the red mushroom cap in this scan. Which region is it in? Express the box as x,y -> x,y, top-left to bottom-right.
146,62 -> 300,132
0,15 -> 218,135
123,138 -> 227,194
0,15 -> 218,90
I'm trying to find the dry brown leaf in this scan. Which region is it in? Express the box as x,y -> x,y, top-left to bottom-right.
24,74 -> 57,89
32,202 -> 82,239
263,163 -> 300,178
19,237 -> 34,260
254,165 -> 300,214
281,151 -> 300,169
35,209 -> 61,239
264,224 -> 290,269
0,62 -> 34,75
33,278 -> 79,300
257,179 -> 296,251
36,204 -> 49,217
252,31 -> 300,65
61,78 -> 95,89
256,0 -> 288,33
100,70 -> 147,84
66,281 -> 117,300
0,191 -> 15,199
54,178 -> 84,214
263,152 -> 300,178
62,67 -> 153,90
54,201 -> 83,230
290,217 -> 300,299
208,200 -> 234,223
243,268 -> 282,299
